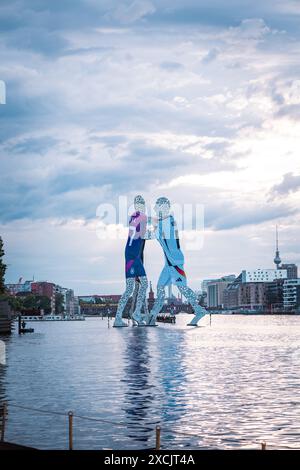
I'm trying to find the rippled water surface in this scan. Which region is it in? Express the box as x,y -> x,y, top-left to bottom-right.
1,315 -> 300,449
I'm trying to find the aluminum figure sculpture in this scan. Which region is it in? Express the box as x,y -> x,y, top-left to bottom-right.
145,197 -> 207,327
113,195 -> 148,327
129,277 -> 149,323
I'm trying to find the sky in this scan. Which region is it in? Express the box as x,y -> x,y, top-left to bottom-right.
1,0 -> 300,295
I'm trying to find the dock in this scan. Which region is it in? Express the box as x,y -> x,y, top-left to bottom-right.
17,316 -> 34,334
0,441 -> 37,450
0,300 -> 12,334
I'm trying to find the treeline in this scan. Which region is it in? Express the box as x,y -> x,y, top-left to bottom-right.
0,293 -> 52,314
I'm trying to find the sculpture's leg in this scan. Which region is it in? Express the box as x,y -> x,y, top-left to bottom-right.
142,290 -> 150,323
132,276 -> 148,325
113,278 -> 135,327
129,279 -> 139,319
178,285 -> 207,326
147,286 -> 165,325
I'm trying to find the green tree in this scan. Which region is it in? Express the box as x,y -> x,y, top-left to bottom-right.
7,295 -> 23,312
55,293 -> 64,314
2,293 -> 51,314
22,294 -> 37,310
37,295 -> 51,314
0,236 -> 7,294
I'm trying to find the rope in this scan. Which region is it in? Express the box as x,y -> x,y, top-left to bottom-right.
8,403 -> 68,417
7,403 -> 129,427
2,402 -> 300,449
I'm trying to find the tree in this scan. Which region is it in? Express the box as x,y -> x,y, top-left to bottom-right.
3,294 -> 23,312
55,293 -> 65,314
9,294 -> 52,314
37,295 -> 51,314
0,236 -> 7,295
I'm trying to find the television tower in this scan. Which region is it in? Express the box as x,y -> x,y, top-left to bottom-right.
274,225 -> 282,269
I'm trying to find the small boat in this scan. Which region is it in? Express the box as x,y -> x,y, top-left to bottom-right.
157,314 -> 176,324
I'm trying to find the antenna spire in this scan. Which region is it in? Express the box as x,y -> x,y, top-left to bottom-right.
274,225 -> 281,269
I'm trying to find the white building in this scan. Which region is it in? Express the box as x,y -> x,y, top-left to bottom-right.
6,279 -> 33,295
207,280 -> 232,308
56,286 -> 78,315
242,269 -> 287,283
206,275 -> 237,308
283,279 -> 300,309
202,275 -> 236,293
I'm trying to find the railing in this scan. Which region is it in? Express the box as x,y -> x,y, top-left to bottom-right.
0,401 -> 299,450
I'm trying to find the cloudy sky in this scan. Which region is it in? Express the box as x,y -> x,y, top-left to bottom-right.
1,0 -> 300,295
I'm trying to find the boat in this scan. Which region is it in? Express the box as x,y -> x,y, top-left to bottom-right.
157,314 -> 176,324
17,314 -> 85,322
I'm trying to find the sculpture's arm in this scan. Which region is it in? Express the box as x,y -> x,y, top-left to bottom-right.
143,216 -> 158,240
143,228 -> 156,240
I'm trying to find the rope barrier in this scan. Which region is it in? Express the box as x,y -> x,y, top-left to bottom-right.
1,402 -> 300,450
8,403 -> 69,418
7,403 -> 130,427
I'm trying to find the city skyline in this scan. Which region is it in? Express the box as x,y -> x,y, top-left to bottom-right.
1,1 -> 300,295
6,226 -> 298,297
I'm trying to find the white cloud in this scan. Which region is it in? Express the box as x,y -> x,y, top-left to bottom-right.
228,18 -> 270,40
1,3 -> 300,292
109,0 -> 156,24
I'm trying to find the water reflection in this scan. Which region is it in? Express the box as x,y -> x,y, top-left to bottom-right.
121,327 -> 156,447
155,328 -> 189,448
1,316 -> 300,449
157,330 -> 188,422
121,325 -> 189,449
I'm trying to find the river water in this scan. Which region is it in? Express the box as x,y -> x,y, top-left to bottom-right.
0,315 -> 300,450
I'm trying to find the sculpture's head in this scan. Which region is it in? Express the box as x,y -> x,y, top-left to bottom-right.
154,197 -> 170,218
134,194 -> 145,213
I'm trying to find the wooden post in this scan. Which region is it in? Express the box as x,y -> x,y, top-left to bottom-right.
1,402 -> 7,442
18,315 -> 21,334
155,425 -> 161,450
68,411 -> 73,450
261,441 -> 266,450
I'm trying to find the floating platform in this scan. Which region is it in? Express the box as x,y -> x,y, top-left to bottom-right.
157,315 -> 176,324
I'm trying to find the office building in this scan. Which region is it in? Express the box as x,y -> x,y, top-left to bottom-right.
207,278 -> 235,308
31,281 -> 56,313
281,264 -> 298,280
241,269 -> 287,283
283,279 -> 300,309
